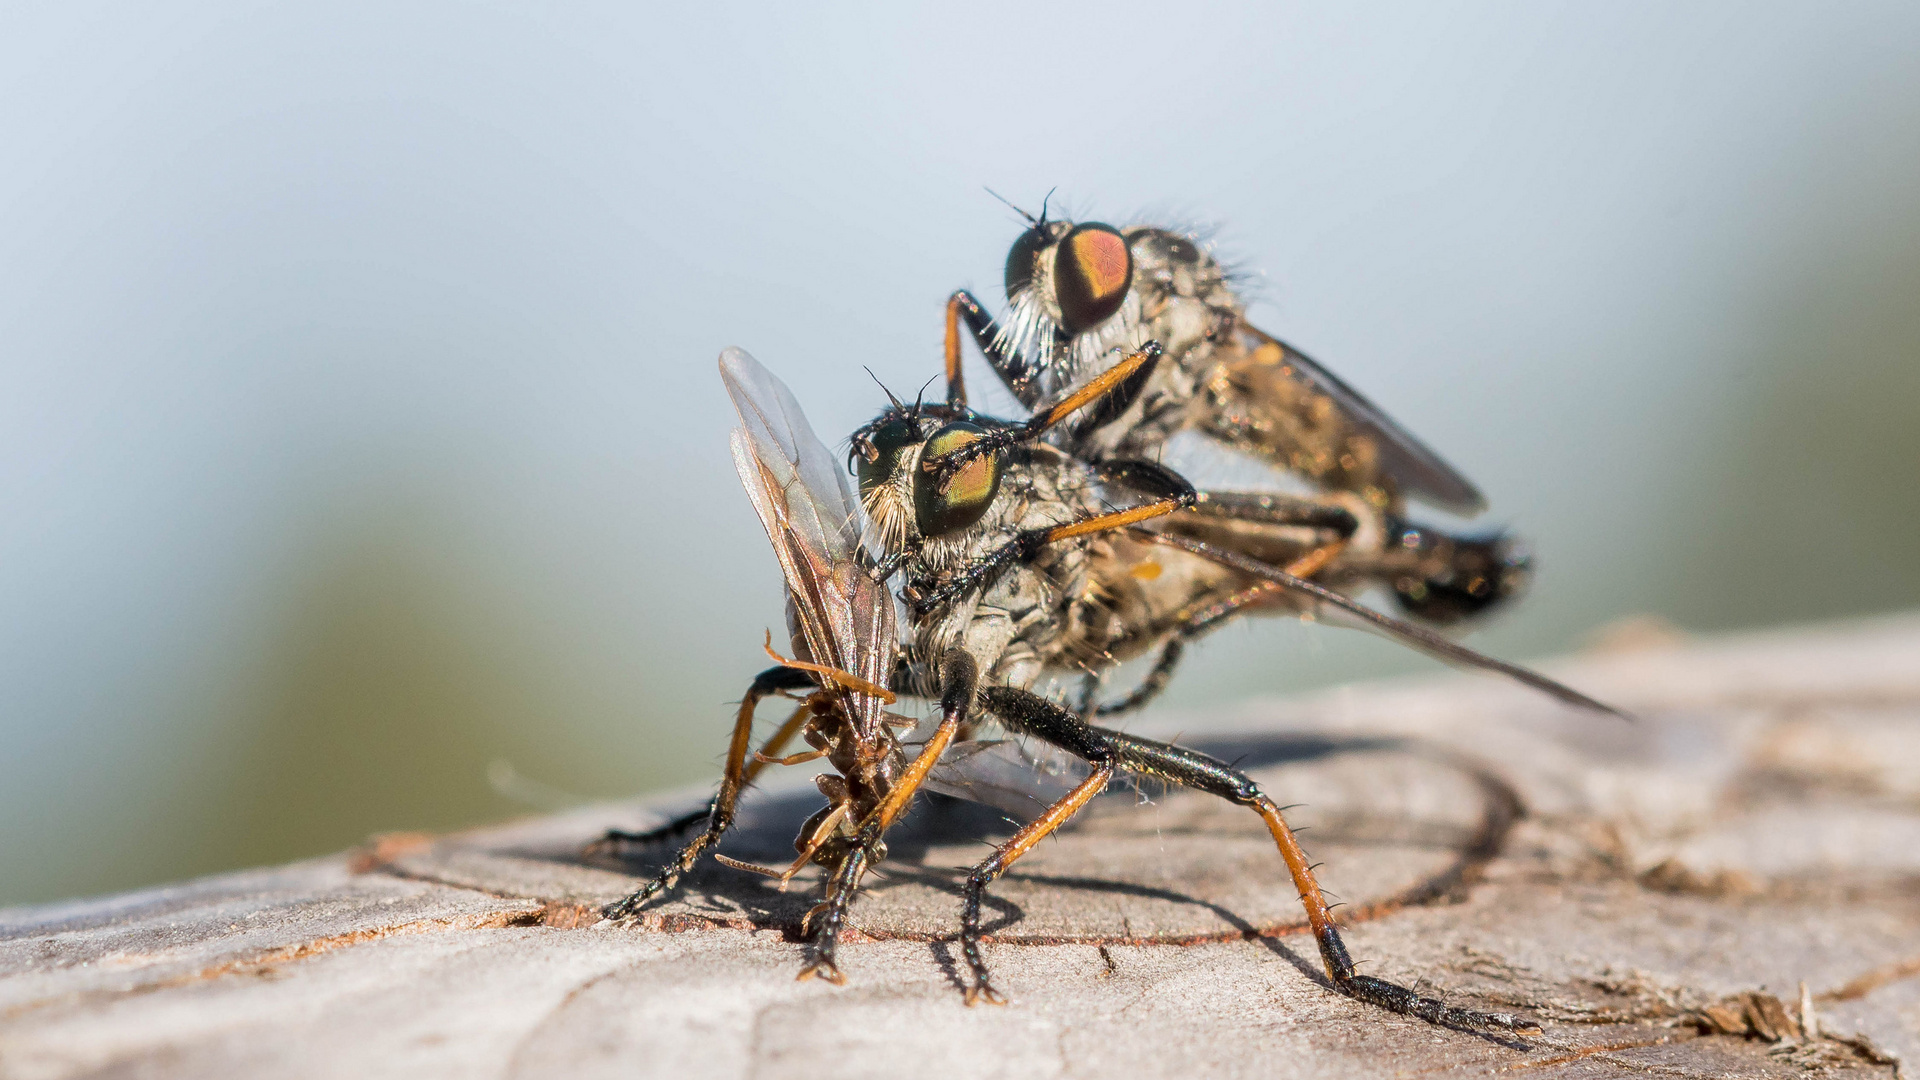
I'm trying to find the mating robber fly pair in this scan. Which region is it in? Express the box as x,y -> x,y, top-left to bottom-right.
593,205 -> 1618,1036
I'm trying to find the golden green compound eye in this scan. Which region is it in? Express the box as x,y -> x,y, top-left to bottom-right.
914,423 -> 1003,537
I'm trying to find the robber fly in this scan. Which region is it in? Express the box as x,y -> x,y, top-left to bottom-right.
936,201 -> 1526,644
843,339 -> 1603,1032
601,347 -> 1561,1034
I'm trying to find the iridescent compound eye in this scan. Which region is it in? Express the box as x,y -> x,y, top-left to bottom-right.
1003,225 -> 1051,298
913,422 -> 1004,537
855,416 -> 918,499
1052,222 -> 1132,334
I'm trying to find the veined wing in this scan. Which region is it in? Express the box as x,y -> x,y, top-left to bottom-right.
925,739 -> 1090,818
720,347 -> 896,737
1240,324 -> 1487,515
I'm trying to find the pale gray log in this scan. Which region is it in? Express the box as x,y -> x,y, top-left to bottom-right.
4,614 -> 1919,1079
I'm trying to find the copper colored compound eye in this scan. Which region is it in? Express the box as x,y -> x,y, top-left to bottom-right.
1053,223 -> 1132,334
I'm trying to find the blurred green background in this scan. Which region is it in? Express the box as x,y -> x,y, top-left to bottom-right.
4,3 -> 1919,907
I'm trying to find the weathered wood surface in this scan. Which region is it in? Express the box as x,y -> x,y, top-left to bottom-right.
4,614 -> 1919,1079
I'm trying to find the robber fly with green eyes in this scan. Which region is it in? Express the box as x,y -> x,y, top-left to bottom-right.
936,200 -> 1528,678
599,346 -> 1595,1036
831,330 -> 1618,1032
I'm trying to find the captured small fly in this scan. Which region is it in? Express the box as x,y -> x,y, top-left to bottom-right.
937,201 -> 1526,632
595,348 -> 916,986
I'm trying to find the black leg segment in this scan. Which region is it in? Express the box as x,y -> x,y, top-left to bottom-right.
975,686 -> 1538,1034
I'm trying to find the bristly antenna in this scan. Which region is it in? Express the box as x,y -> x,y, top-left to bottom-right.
863,366 -> 904,409
985,186 -> 1041,227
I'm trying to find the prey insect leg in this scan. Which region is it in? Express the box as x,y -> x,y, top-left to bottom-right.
975,686 -> 1537,1033
599,664 -> 815,921
797,843 -> 869,986
794,649 -> 979,983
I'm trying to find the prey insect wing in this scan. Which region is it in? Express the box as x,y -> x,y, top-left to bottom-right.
722,347 -> 897,738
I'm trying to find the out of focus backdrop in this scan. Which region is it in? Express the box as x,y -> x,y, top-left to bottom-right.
4,3 -> 1918,906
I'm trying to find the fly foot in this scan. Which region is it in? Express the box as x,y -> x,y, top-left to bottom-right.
797,960 -> 847,985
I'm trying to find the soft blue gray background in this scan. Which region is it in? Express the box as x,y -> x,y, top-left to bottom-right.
5,3 -> 1919,905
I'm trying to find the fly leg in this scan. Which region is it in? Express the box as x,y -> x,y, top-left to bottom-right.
959,747 -> 1116,1004
974,686 -> 1538,1034
797,843 -> 870,986
908,457 -> 1198,615
1094,532 -> 1355,719
592,695 -> 817,849
946,289 -> 1046,409
599,664 -> 815,922
1136,528 -> 1624,718
793,649 -> 979,983
919,341 -> 1165,492
861,649 -> 977,832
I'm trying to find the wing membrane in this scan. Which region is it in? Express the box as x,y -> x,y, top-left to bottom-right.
925,739 -> 1090,817
1240,325 -> 1486,514
721,347 -> 896,737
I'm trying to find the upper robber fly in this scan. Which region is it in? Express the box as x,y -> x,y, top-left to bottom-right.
937,205 -> 1524,624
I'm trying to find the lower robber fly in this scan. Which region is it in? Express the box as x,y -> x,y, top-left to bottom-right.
840,341 -> 1614,1030
940,203 -> 1529,629
599,345 -> 1596,1034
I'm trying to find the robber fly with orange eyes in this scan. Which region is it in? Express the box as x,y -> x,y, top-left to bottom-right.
932,200 -> 1532,715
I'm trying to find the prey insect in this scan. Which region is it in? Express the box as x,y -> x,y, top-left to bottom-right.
597,348 -> 997,984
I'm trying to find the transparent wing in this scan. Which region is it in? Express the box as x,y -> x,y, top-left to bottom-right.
721,347 -> 896,736
925,739 -> 1091,818
1241,324 -> 1487,515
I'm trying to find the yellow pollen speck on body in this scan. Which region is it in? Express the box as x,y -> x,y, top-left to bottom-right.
1129,560 -> 1163,580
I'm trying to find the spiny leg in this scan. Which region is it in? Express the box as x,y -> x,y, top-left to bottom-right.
1092,538 -> 1352,719
592,694 -> 817,850
919,341 -> 1164,491
907,457 -> 1197,615
948,288 -> 1047,409
978,685 -> 1538,1034
960,757 -> 1115,1004
793,649 -> 980,981
797,843 -> 869,985
599,664 -> 813,921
